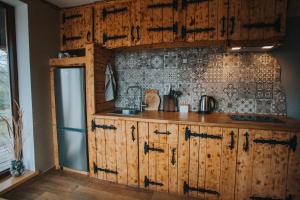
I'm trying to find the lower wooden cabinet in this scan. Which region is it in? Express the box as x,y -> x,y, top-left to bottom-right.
91,117 -> 300,200
236,129 -> 295,200
93,118 -> 138,186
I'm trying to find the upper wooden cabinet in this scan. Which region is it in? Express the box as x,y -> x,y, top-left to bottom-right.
181,0 -> 228,43
59,0 -> 288,50
228,0 -> 288,46
60,6 -> 93,51
94,0 -> 135,48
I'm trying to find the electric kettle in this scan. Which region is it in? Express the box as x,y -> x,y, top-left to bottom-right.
199,95 -> 216,114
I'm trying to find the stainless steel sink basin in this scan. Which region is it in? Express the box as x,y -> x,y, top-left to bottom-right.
107,109 -> 140,116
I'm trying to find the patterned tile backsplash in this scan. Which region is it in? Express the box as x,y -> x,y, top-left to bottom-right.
114,47 -> 287,115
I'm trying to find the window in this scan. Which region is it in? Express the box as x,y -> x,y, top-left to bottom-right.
0,2 -> 18,177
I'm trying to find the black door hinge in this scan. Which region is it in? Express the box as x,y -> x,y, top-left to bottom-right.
183,181 -> 219,195
148,0 -> 178,10
62,13 -> 82,23
102,33 -> 127,45
102,7 -> 128,19
250,196 -> 285,200
243,17 -> 281,32
93,162 -> 118,174
253,135 -> 297,152
91,120 -> 117,132
144,176 -> 163,187
182,0 -> 209,8
181,26 -> 215,39
148,22 -> 178,34
185,127 -> 222,141
144,142 -> 164,154
62,35 -> 81,45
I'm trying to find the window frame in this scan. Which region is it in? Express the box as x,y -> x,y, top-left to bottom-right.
0,1 -> 19,178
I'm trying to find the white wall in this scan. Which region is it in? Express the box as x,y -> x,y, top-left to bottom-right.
2,0 -> 59,172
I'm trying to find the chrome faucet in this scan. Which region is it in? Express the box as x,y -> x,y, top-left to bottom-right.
126,86 -> 147,112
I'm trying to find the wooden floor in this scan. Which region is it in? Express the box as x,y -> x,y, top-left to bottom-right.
1,170 -> 194,200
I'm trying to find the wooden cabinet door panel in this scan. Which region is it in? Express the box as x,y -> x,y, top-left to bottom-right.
236,129 -> 291,200
228,0 -> 287,42
60,6 -> 93,50
287,133 -> 300,200
178,125 -> 237,199
94,1 -> 132,48
182,0 -> 226,42
139,0 -> 179,45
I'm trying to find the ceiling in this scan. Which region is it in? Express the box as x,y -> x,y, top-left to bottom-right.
45,0 -> 98,8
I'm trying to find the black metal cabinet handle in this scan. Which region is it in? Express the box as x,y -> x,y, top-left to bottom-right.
171,148 -> 176,165
136,26 -> 140,41
131,26 -> 135,42
243,132 -> 249,152
229,131 -> 235,150
221,16 -> 226,37
86,31 -> 92,42
154,130 -> 171,135
230,16 -> 235,35
131,125 -> 135,142
242,17 -> 281,32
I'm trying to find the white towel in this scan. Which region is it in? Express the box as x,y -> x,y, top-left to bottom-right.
105,63 -> 116,101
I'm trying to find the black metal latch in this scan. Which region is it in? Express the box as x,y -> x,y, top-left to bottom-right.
144,176 -> 163,188
154,130 -> 171,135
62,13 -> 82,23
148,0 -> 178,10
253,135 -> 297,152
243,17 -> 281,32
148,22 -> 178,34
93,162 -> 118,174
182,0 -> 209,8
181,26 -> 215,39
183,181 -> 220,195
62,35 -> 81,45
102,7 -> 128,19
91,120 -> 117,131
144,142 -> 164,154
102,33 -> 127,45
185,127 -> 222,141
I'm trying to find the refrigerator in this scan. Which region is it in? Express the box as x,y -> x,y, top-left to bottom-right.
54,67 -> 88,172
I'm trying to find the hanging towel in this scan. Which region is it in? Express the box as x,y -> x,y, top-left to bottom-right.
105,63 -> 116,101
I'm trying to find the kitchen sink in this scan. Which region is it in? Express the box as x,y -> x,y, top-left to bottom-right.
107,109 -> 140,116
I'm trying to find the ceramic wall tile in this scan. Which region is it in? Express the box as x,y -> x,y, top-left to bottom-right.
114,48 -> 287,115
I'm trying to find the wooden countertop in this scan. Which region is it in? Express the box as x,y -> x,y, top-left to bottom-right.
94,111 -> 300,132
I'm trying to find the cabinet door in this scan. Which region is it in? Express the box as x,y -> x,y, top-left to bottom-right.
139,122 -> 179,193
181,0 -> 227,43
139,0 -> 179,45
93,119 -> 138,186
178,125 -> 238,200
287,133 -> 300,200
94,1 -> 132,48
60,6 -> 93,51
236,129 -> 291,200
228,0 -> 287,45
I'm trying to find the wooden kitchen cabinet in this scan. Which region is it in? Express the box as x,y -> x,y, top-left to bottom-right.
60,6 -> 93,51
94,0 -> 135,48
228,0 -> 288,47
139,122 -> 179,193
139,0 -> 179,45
181,0 -> 228,43
92,118 -> 139,186
235,129 -> 295,200
178,125 -> 238,199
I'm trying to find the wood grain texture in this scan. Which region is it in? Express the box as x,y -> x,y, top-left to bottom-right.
95,118 -> 106,180
140,0 -> 153,45
126,120 -> 139,187
138,122 -> 149,188
151,0 -> 163,44
156,143 -> 169,192
197,126 -> 207,199
115,120 -> 127,185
